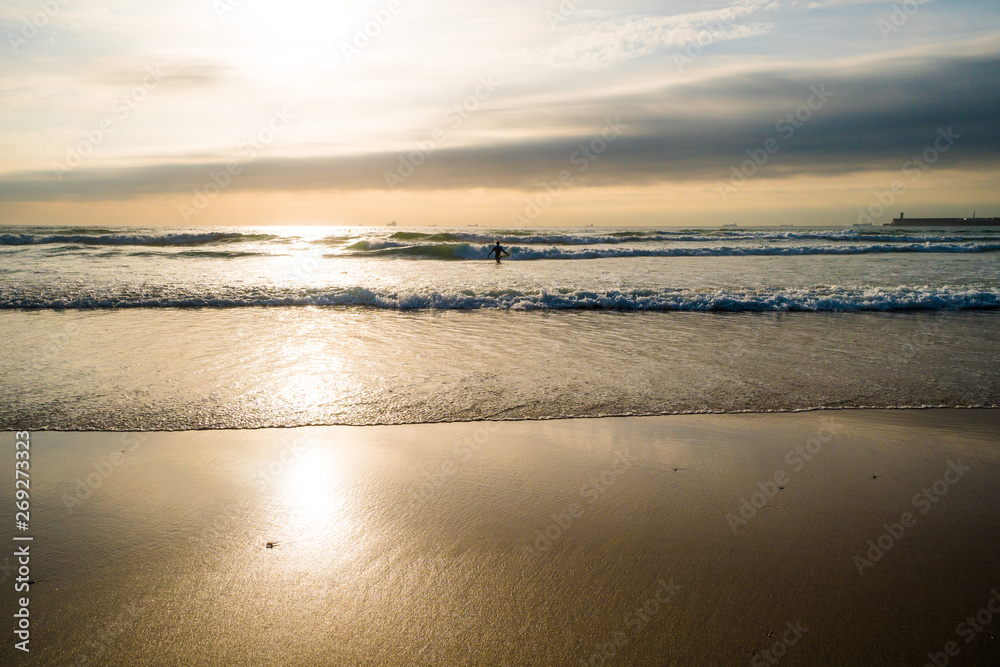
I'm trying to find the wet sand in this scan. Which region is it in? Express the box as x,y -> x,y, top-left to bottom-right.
3,409 -> 1000,665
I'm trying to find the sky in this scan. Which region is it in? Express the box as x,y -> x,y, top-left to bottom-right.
1,0 -> 998,227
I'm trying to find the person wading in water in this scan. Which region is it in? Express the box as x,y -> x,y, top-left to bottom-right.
487,240 -> 510,264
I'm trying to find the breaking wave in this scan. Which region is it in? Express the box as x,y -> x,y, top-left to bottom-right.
0,231 -> 280,247
340,241 -> 1000,260
4,226 -> 998,250
4,286 -> 999,311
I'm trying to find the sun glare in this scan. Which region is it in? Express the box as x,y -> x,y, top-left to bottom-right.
283,448 -> 344,523
238,1 -> 358,58
267,444 -> 356,548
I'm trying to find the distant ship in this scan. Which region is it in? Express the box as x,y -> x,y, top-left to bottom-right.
722,223 -> 737,228
387,220 -> 397,227
889,212 -> 999,227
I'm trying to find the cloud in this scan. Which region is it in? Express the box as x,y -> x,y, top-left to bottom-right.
1,49 -> 998,201
798,0 -> 911,8
83,62 -> 236,88
524,1 -> 779,67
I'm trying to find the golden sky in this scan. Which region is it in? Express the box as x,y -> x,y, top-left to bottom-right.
1,0 -> 998,226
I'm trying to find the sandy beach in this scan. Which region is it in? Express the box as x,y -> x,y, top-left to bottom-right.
3,408 -> 999,665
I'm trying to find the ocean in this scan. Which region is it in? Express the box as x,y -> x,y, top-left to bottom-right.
2,224 -> 998,430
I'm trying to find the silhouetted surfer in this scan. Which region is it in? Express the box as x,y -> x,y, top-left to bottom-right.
487,241 -> 510,264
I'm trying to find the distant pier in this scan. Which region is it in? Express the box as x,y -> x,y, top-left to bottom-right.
889,212 -> 999,227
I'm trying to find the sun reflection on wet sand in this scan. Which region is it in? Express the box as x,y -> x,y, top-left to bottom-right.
15,413 -> 1000,664
256,441 -> 366,575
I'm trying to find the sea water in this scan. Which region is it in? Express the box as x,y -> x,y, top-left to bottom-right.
2,224 -> 998,429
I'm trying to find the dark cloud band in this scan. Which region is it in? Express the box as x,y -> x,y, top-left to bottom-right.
2,51 -> 998,201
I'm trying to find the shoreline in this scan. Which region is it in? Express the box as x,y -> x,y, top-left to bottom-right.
9,404 -> 1000,433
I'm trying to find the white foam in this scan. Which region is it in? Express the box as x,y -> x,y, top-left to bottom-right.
4,285 -> 999,311
343,241 -> 1000,260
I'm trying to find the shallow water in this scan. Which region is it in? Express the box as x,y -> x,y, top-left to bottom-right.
2,225 -> 998,429
2,308 -> 997,429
